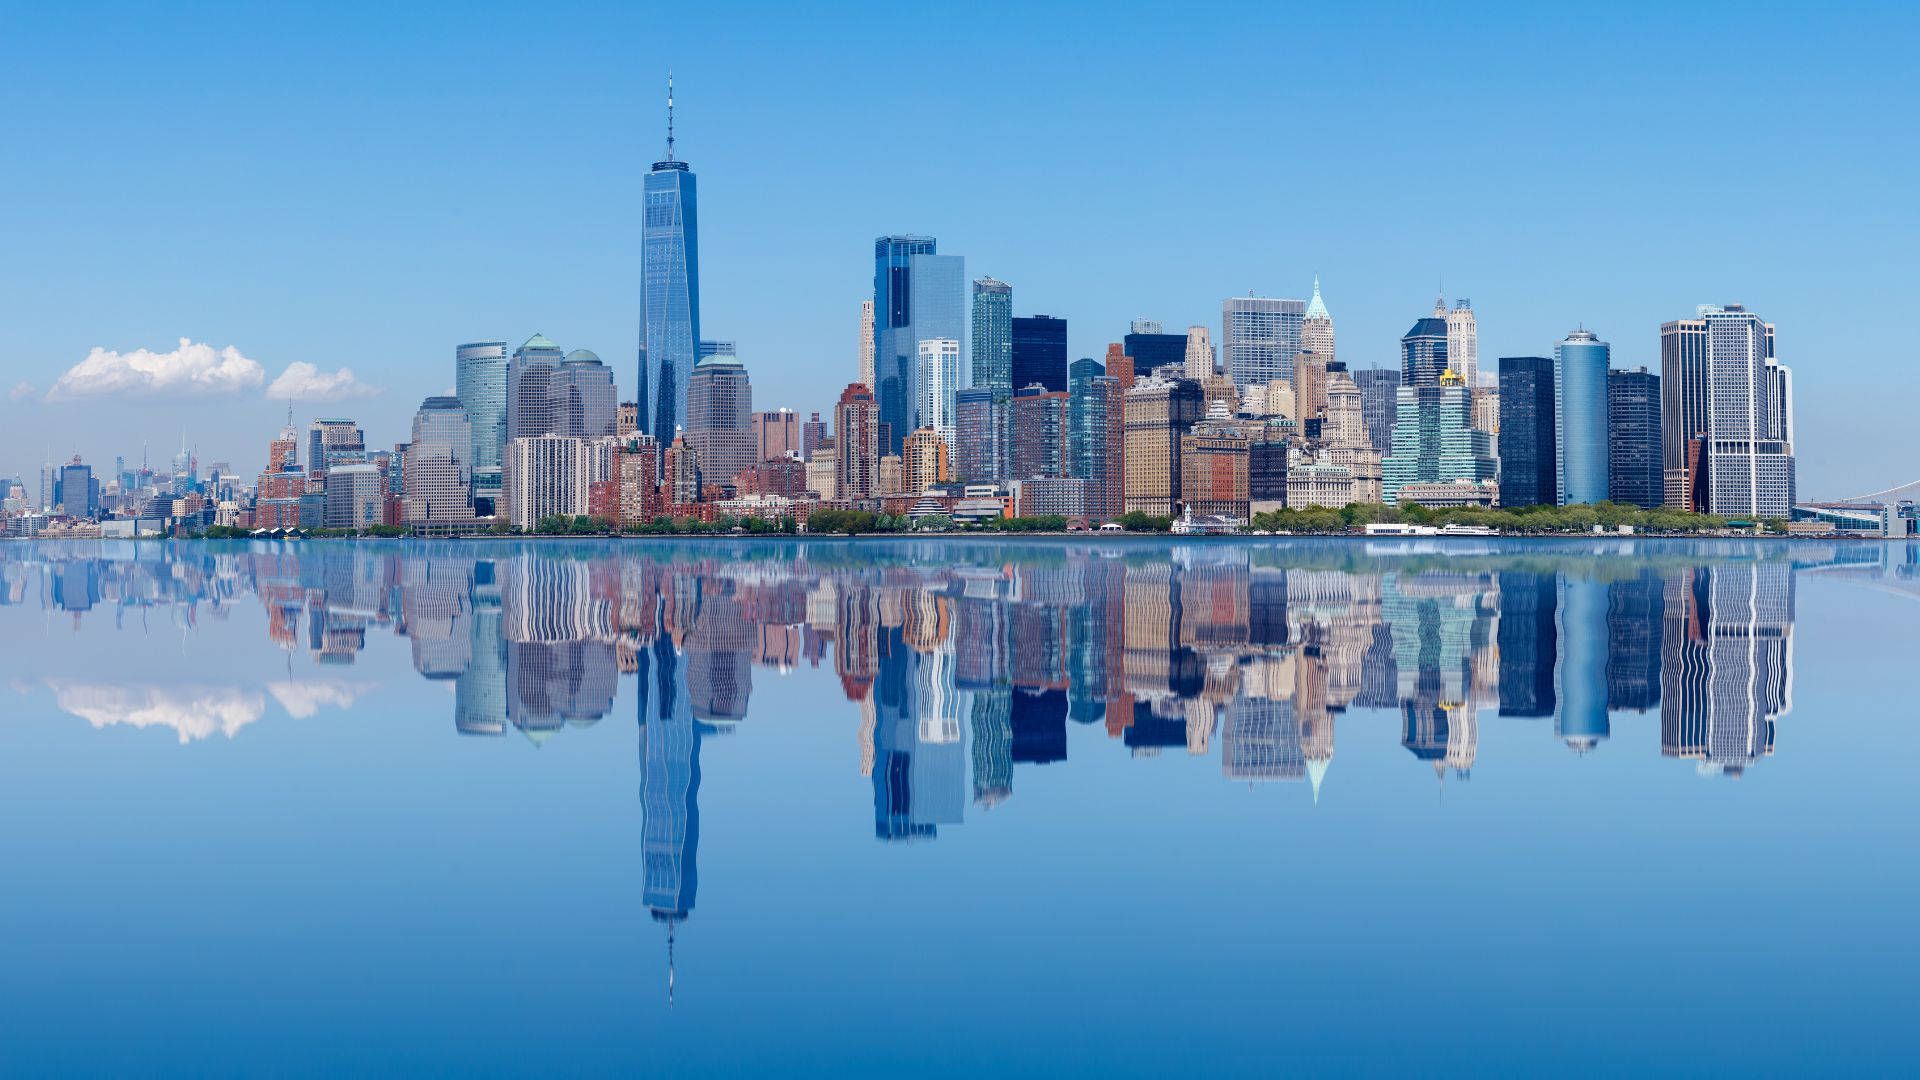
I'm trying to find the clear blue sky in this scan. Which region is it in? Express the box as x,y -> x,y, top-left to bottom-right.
4,0 -> 1913,498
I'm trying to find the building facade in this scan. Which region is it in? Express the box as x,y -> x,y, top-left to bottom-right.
1380,376 -> 1497,504
1608,367 -> 1663,509
1498,356 -> 1556,509
685,347 -> 755,492
915,337 -> 961,455
1221,296 -> 1306,389
953,388 -> 1006,484
1399,313 -> 1450,390
873,236 -> 964,454
970,277 -> 1012,396
1554,329 -> 1611,506
639,129 -> 700,442
834,382 -> 880,502
1010,386 -> 1069,480
1123,374 -> 1205,516
1354,368 -> 1401,459
1703,305 -> 1794,518
1011,315 -> 1067,394
455,340 -> 508,499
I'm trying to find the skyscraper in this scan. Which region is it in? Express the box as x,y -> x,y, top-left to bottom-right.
752,409 -> 800,463
1354,368 -> 1401,460
873,236 -> 965,455
306,418 -> 366,480
834,382 -> 879,501
456,341 -> 508,499
404,396 -> 474,525
639,78 -> 701,442
1400,311 -> 1450,389
915,337 -> 961,454
1123,326 -> 1187,375
1302,276 -> 1335,366
1380,375 -> 1497,504
1183,326 -> 1214,380
1068,358 -> 1121,519
858,299 -> 875,391
1221,296 -> 1306,389
1660,314 -> 1709,510
971,277 -> 1012,396
1703,305 -> 1795,518
685,345 -> 754,491
1010,315 -> 1067,393
1122,373 -> 1205,516
508,336 -> 617,442
1009,386 -> 1069,480
953,388 -> 1005,483
1608,367 -> 1663,509
902,428 -> 949,494
1498,356 -> 1556,508
1554,329 -> 1611,506
1444,298 -> 1479,387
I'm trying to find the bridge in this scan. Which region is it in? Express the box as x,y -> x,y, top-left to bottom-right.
1794,478 -> 1920,537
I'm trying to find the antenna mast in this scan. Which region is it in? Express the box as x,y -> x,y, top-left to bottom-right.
665,72 -> 676,162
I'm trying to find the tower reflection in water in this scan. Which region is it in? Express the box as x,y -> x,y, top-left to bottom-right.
7,538 -> 1894,993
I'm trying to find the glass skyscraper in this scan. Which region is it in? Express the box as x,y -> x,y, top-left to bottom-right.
1122,329 -> 1187,376
873,236 -> 964,455
639,130 -> 700,441
456,341 -> 508,498
971,277 -> 1012,397
1498,356 -> 1555,508
1607,367 -> 1663,509
1353,368 -> 1401,458
1553,330 -> 1610,506
1011,315 -> 1067,393
1400,314 -> 1450,389
1221,296 -> 1305,389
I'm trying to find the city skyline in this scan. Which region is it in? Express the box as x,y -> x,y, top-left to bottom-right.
3,5 -> 1913,500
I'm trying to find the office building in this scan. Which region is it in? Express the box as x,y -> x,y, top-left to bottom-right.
1608,368 -> 1663,508
323,463 -> 385,529
1400,310 -> 1450,389
971,277 -> 1012,396
1123,326 -> 1187,375
1302,275 -> 1335,366
685,346 -> 754,491
916,337 -> 961,454
403,396 -> 474,525
874,235 -> 965,454
1069,359 -> 1123,521
1011,315 -> 1067,394
903,428 -> 949,494
1221,296 -> 1306,388
53,459 -> 99,518
834,382 -> 880,501
1103,343 -> 1136,391
1180,405 -> 1251,521
1703,305 -> 1795,518
802,412 -> 828,461
1444,298 -> 1479,387
1123,373 -> 1205,516
953,387 -> 1006,483
1183,325 -> 1215,380
506,336 -> 617,441
1354,368 -> 1400,459
663,435 -> 702,505
503,434 -> 609,528
1381,374 -> 1497,504
1010,385 -> 1069,480
306,418 -> 366,480
456,341 -> 508,497
858,299 -> 875,391
753,409 -> 801,463
1293,349 -> 1328,427
638,85 -> 701,441
1498,356 -> 1556,508
1554,329 -> 1611,505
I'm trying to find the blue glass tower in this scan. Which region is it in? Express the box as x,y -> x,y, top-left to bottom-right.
1554,330 -> 1610,505
1011,315 -> 1068,393
874,236 -> 964,454
639,79 -> 701,441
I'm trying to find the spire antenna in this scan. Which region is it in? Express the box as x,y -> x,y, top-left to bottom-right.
665,72 -> 676,162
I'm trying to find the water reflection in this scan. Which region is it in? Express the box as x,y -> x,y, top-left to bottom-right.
4,537 -> 1914,994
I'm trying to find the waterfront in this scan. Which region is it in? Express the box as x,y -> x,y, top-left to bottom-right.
1,537 -> 1914,1075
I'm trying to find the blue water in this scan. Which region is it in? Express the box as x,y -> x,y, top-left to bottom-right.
0,537 -> 1913,1076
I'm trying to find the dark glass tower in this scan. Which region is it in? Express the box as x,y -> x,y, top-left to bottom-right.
1399,315 -> 1450,388
1498,356 -> 1556,508
1122,330 -> 1187,375
874,236 -> 964,454
1354,368 -> 1401,457
1011,315 -> 1068,392
1607,367 -> 1663,508
639,79 -> 701,441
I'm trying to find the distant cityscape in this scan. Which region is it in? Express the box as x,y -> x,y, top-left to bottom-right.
5,85 -> 1912,541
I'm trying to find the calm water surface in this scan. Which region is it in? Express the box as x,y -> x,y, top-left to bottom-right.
1,537 -> 1915,1076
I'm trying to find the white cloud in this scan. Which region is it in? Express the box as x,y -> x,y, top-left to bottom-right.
267,679 -> 375,718
47,682 -> 265,744
264,361 -> 381,402
47,338 -> 265,399
8,381 -> 35,402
